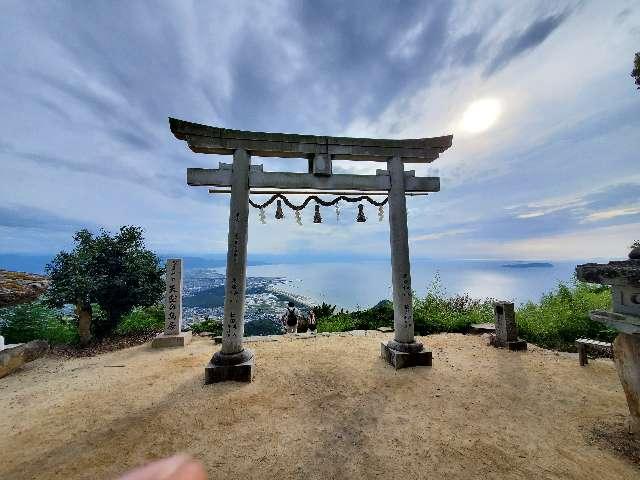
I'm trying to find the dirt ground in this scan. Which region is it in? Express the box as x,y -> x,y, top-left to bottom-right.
1,332 -> 638,480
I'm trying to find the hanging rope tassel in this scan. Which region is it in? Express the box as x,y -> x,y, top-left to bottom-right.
313,204 -> 322,223
356,203 -> 366,223
259,207 -> 266,224
378,204 -> 384,222
275,199 -> 284,219
295,210 -> 302,226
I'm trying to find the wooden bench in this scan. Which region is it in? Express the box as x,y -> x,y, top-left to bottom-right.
575,338 -> 613,366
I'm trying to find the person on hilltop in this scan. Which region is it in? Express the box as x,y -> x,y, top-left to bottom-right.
307,310 -> 317,334
282,301 -> 298,334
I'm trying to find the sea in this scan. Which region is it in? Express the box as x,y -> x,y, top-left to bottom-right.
240,259 -> 578,310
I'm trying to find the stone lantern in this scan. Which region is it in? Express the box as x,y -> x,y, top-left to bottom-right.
576,247 -> 640,434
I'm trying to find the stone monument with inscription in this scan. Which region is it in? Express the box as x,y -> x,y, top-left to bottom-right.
489,301 -> 527,351
152,258 -> 192,348
576,247 -> 640,434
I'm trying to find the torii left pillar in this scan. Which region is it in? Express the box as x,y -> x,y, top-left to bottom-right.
205,148 -> 255,383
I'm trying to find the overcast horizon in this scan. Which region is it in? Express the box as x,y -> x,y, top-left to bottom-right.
2,1 -> 639,262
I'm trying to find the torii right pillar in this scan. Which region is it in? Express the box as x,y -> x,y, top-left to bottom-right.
381,155 -> 432,369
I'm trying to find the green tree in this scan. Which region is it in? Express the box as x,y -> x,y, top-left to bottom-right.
45,226 -> 165,344
631,240 -> 640,249
633,52 -> 640,90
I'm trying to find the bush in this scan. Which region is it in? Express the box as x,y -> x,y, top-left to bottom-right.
244,317 -> 283,336
516,281 -> 614,350
0,301 -> 77,345
190,317 -> 223,336
318,312 -> 358,333
317,300 -> 394,333
312,302 -> 336,318
413,275 -> 495,334
115,304 -> 165,336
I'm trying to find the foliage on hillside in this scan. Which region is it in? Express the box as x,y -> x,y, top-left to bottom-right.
517,281 -> 614,350
245,317 -> 283,336
318,300 -> 394,332
317,275 -> 615,351
190,317 -> 223,336
413,275 -> 495,334
0,301 -> 77,344
115,305 -> 165,336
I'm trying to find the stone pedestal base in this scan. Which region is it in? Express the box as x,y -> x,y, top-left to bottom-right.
151,331 -> 192,348
204,348 -> 255,383
613,333 -> 640,435
488,334 -> 527,351
381,341 -> 432,369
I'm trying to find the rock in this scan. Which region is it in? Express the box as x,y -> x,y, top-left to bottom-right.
0,340 -> 49,378
377,326 -> 393,333
470,323 -> 495,334
198,331 -> 213,337
0,270 -> 49,308
630,247 -> 640,260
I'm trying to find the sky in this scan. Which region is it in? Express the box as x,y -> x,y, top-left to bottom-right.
1,0 -> 639,262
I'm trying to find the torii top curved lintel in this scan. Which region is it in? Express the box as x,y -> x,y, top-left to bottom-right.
169,117 -> 452,163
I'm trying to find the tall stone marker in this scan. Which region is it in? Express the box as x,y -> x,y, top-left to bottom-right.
489,301 -> 527,351
577,247 -> 640,434
152,258 -> 192,348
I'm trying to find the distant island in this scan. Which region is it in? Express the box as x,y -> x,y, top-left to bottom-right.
501,262 -> 554,269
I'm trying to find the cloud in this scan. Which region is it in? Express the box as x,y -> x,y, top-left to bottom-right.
582,206 -> 640,223
0,204 -> 95,231
476,223 -> 640,261
410,229 -> 473,242
0,0 -> 638,262
511,182 -> 640,225
484,8 -> 574,75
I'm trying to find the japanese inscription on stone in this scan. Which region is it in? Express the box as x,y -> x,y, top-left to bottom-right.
164,259 -> 182,335
401,272 -> 413,330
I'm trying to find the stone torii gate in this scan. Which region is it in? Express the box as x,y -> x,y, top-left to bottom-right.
169,118 -> 452,383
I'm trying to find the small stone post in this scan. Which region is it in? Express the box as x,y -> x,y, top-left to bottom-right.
205,149 -> 255,383
381,155 -> 432,369
152,258 -> 192,348
490,301 -> 527,350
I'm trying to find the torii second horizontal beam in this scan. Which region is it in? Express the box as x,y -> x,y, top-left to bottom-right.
188,166 -> 440,192
208,189 -> 429,196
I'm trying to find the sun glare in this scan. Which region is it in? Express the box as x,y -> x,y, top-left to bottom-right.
461,98 -> 502,133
